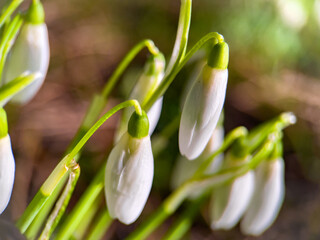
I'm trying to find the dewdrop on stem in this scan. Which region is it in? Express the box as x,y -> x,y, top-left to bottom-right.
3,0 -> 49,104
179,41 -> 228,160
114,54 -> 165,142
105,110 -> 154,224
0,108 -> 15,215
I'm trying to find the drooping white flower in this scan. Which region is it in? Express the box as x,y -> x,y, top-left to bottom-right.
240,158 -> 285,236
210,153 -> 254,230
171,126 -> 224,190
179,42 -> 228,160
0,135 -> 15,215
105,111 -> 154,224
114,54 -> 165,142
3,1 -> 49,104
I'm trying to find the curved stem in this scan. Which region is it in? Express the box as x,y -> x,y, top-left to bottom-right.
101,39 -> 159,98
66,40 -> 159,152
17,100 -> 141,233
68,99 -> 141,161
143,32 -> 224,110
165,0 -> 192,74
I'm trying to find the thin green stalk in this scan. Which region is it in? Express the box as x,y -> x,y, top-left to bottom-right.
87,208 -> 113,240
126,136 -> 276,240
54,166 -> 105,240
67,39 -> 159,152
39,161 -> 80,240
25,175 -> 67,240
0,0 -> 23,28
165,0 -> 192,74
143,32 -> 224,110
162,196 -> 207,240
71,196 -> 102,239
101,39 -> 159,98
67,99 -> 142,161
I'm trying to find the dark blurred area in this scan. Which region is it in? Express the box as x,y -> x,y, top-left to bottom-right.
2,0 -> 320,239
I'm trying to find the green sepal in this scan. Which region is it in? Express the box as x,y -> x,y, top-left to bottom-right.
0,108 -> 8,138
145,53 -> 165,76
128,110 -> 149,138
25,0 -> 45,25
207,41 -> 229,69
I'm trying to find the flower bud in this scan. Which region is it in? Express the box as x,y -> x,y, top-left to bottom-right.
114,54 -> 165,142
179,42 -> 228,160
3,1 -> 49,104
240,158 -> 285,236
105,130 -> 154,224
210,153 -> 254,230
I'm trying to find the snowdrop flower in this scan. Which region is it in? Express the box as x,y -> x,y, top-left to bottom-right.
105,111 -> 154,224
3,0 -> 49,104
0,109 -> 15,215
179,42 -> 228,160
171,125 -> 224,190
114,54 -> 165,142
210,153 -> 254,230
241,157 -> 285,236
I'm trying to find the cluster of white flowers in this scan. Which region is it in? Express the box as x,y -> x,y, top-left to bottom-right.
209,151 -> 285,236
0,0 -> 49,215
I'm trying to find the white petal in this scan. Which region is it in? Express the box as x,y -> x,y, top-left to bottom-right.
179,68 -> 228,160
240,158 -> 285,236
0,135 -> 15,214
105,133 -> 154,224
210,171 -> 254,230
3,23 -> 50,104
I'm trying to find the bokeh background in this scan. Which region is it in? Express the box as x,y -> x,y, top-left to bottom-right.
2,0 -> 320,239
